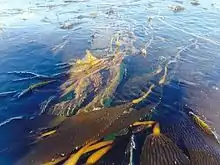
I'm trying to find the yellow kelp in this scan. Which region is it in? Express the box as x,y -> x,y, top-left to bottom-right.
189,111 -> 219,144
53,50 -> 126,115
30,80 -> 56,89
132,84 -> 155,104
85,145 -> 112,165
49,50 -> 111,115
155,66 -> 163,74
64,140 -> 97,165
115,36 -> 121,47
84,140 -> 113,154
153,123 -> 160,136
17,80 -> 56,98
38,130 -> 57,139
64,140 -> 114,165
75,50 -> 99,68
61,50 -> 103,97
131,121 -> 156,127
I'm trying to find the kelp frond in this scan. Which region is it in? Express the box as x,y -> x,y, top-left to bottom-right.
132,84 -> 155,104
17,80 -> 56,98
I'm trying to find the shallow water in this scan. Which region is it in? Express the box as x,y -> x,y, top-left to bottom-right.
1,0 -> 220,164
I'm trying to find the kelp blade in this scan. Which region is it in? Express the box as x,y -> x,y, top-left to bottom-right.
158,112 -> 220,165
140,134 -> 190,165
16,105 -> 151,165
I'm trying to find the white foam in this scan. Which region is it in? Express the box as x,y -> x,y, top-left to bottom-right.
0,116 -> 24,127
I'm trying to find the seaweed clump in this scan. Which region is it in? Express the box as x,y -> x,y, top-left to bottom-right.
48,45 -> 126,116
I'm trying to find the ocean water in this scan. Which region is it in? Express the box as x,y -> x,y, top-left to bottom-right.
1,0 -> 220,164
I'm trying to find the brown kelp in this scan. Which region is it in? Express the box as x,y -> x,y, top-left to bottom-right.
16,102 -> 220,165
16,104 -> 152,165
83,111 -> 220,165
15,26 -> 220,164
140,123 -> 190,165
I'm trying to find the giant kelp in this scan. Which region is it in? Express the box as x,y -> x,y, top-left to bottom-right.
14,56 -> 220,165
16,104 -> 152,165
75,110 -> 220,165
17,105 -> 220,165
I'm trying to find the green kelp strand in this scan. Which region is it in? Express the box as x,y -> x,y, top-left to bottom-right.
17,80 -> 56,98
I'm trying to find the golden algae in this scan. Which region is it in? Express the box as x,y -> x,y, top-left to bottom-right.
85,145 -> 112,165
132,84 -> 155,104
64,140 -> 97,165
131,121 -> 156,127
39,130 -> 57,139
48,48 -> 127,116
189,111 -> 213,136
153,123 -> 160,136
17,80 -> 56,98
84,140 -> 114,154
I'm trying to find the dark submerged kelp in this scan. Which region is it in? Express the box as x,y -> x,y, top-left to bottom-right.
16,102 -> 220,165
16,104 -> 152,165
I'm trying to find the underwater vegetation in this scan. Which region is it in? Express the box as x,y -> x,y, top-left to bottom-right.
14,32 -> 220,164
16,104 -> 220,165
45,30 -> 167,117
17,80 -> 56,99
48,38 -> 128,116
